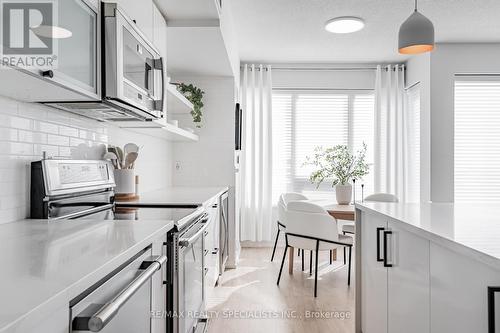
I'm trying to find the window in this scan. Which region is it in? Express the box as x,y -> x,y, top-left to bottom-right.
272,90 -> 375,201
405,84 -> 421,202
454,78 -> 500,203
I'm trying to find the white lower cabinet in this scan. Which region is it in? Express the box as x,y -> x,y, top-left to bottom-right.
361,212 -> 430,333
361,212 -> 388,333
387,221 -> 430,333
430,243 -> 500,333
361,212 -> 500,333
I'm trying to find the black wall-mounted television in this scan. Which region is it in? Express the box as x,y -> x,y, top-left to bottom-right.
235,103 -> 242,151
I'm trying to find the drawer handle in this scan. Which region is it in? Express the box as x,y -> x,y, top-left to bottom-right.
376,227 -> 385,262
204,249 -> 209,256
489,286 -> 500,333
204,267 -> 208,276
73,255 -> 167,332
383,231 -> 393,268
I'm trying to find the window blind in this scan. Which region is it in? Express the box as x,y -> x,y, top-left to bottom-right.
272,90 -> 375,201
405,85 -> 420,202
454,79 -> 500,203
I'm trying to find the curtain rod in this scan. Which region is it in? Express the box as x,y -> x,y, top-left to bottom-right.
240,65 -> 405,72
273,88 -> 374,91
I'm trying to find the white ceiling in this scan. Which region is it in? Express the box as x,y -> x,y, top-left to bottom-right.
229,0 -> 500,64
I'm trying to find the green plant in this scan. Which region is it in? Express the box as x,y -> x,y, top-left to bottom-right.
177,83 -> 205,128
304,143 -> 370,187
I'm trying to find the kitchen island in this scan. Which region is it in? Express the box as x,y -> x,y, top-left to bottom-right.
0,218 -> 174,333
355,202 -> 500,333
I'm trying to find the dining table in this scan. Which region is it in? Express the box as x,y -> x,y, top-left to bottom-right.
288,202 -> 355,274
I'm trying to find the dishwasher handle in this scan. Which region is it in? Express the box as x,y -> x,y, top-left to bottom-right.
79,255 -> 167,332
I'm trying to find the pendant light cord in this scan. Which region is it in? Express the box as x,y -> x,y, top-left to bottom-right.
414,0 -> 418,11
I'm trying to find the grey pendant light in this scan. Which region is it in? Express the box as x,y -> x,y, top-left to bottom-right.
398,0 -> 435,54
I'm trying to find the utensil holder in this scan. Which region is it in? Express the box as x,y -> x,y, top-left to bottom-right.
114,169 -> 135,194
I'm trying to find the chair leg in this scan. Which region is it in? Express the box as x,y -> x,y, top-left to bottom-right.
277,245 -> 288,285
344,247 -> 346,265
314,241 -> 320,297
347,246 -> 352,286
309,250 -> 313,276
271,229 -> 280,262
301,249 -> 304,271
329,250 -> 333,265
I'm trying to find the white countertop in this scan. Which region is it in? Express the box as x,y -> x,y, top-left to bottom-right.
356,202 -> 500,269
117,186 -> 229,207
0,218 -> 174,333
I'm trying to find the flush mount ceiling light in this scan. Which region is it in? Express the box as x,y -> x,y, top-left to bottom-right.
31,25 -> 73,39
325,17 -> 365,34
398,0 -> 435,54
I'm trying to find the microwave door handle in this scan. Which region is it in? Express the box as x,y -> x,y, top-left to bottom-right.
153,57 -> 164,112
74,255 -> 167,332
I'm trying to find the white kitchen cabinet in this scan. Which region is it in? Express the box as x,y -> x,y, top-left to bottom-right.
118,0 -> 154,42
387,221 -> 430,333
430,243 -> 500,333
360,212 -> 430,333
361,211 -> 388,333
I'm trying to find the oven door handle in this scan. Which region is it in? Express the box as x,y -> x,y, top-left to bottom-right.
179,221 -> 209,247
82,255 -> 167,332
50,203 -> 114,220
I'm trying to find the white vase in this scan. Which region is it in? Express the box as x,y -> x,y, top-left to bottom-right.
114,169 -> 135,194
336,184 -> 352,205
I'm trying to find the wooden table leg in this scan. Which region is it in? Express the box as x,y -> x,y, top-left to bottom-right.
331,249 -> 337,261
288,247 -> 294,274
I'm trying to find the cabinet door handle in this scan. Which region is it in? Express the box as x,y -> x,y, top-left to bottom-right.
383,231 -> 393,268
488,286 -> 500,333
376,227 -> 385,262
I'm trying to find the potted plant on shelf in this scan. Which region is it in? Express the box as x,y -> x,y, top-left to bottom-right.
305,143 -> 369,204
176,83 -> 205,128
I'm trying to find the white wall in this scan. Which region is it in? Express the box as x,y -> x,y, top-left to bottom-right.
430,43 -> 500,202
0,96 -> 173,224
272,65 -> 376,90
406,43 -> 500,203
406,53 -> 431,203
170,75 -> 239,267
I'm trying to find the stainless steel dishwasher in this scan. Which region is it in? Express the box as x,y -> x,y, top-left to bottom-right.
70,249 -> 167,333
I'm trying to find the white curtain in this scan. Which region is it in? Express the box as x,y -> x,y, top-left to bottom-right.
240,64 -> 273,242
374,64 -> 415,202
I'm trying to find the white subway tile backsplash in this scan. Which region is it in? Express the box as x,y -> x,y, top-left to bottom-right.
33,144 -> 59,158
59,125 -> 79,138
0,94 -> 173,225
18,130 -> 47,144
0,128 -> 17,141
47,134 -> 70,146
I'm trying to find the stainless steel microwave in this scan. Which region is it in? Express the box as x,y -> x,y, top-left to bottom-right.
45,2 -> 165,122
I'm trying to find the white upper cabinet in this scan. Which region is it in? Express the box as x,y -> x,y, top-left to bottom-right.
153,5 -> 167,59
117,0 -> 154,42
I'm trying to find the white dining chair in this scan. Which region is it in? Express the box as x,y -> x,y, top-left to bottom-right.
270,192 -> 308,262
341,193 -> 399,263
277,201 -> 353,297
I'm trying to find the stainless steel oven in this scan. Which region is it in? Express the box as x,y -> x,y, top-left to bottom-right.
71,249 -> 167,333
168,213 -> 210,333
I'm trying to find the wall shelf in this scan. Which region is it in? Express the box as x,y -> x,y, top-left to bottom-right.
167,83 -> 194,115
120,122 -> 199,142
